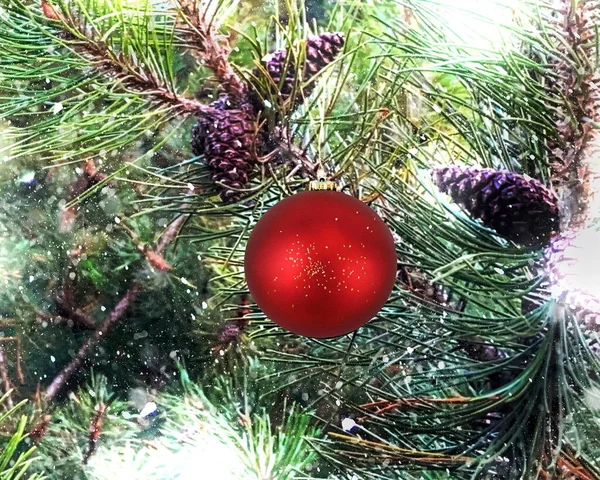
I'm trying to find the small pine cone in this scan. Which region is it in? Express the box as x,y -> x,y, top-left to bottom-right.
257,32 -> 345,108
191,101 -> 257,201
217,294 -> 251,346
218,320 -> 244,344
458,339 -> 508,363
433,166 -> 560,247
397,264 -> 465,311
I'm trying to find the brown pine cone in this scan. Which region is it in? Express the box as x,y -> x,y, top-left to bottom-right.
397,264 -> 465,311
191,100 -> 258,201
256,32 -> 345,109
433,166 -> 561,247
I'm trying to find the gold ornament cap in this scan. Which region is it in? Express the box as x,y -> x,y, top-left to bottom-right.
308,179 -> 338,191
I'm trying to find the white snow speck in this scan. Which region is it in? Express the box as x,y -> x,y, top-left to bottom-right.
201,301 -> 208,309
139,401 -> 157,418
341,417 -> 357,432
50,355 -> 55,363
114,216 -> 121,224
20,171 -> 35,184
29,276 -> 34,283
51,103 -> 63,114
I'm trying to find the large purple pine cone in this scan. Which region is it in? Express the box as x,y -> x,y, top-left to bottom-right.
433,166 -> 560,247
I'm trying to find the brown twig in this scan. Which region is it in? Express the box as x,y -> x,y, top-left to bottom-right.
269,126 -> 319,179
0,337 -> 24,387
156,212 -> 189,255
119,210 -> 189,271
0,320 -> 16,329
327,432 -> 473,464
15,337 -> 23,384
43,284 -> 140,401
357,396 -> 500,423
556,452 -> 596,480
54,301 -> 97,330
177,0 -> 247,100
0,344 -> 13,408
43,213 -> 188,401
83,402 -> 106,464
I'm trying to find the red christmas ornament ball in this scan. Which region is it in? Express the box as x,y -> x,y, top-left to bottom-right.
244,190 -> 397,338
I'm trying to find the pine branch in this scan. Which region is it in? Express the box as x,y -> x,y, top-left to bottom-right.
43,283 -> 141,401
42,0 -> 209,115
43,211 -> 187,400
176,0 -> 247,99
0,0 -> 221,163
546,0 -> 600,229
540,0 -> 600,338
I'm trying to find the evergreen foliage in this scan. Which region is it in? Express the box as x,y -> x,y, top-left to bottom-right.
31,371 -> 317,480
0,393 -> 41,480
0,0 -> 600,478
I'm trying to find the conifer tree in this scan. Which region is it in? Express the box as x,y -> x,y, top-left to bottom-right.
1,0 -> 600,479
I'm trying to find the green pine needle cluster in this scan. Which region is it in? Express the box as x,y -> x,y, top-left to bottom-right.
0,393 -> 41,480
30,371 -> 317,480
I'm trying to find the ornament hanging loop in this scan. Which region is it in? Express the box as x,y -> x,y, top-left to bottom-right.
309,179 -> 338,191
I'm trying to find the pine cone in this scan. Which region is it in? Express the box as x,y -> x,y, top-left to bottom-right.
433,166 -> 560,247
257,32 -> 345,109
397,264 -> 465,311
543,230 -> 600,331
191,100 -> 257,201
